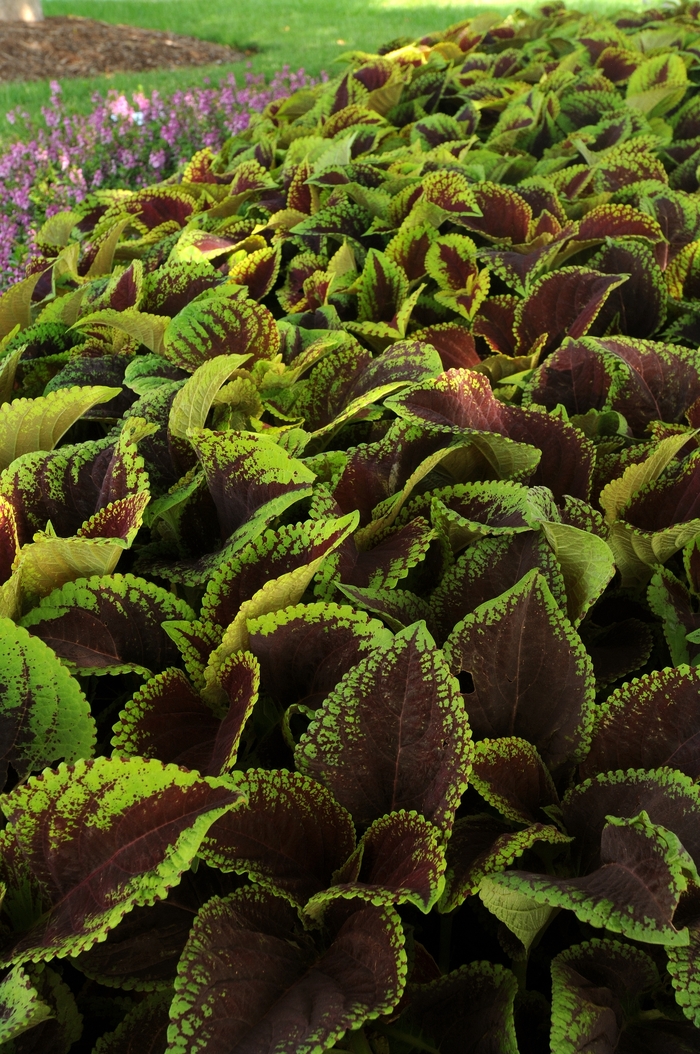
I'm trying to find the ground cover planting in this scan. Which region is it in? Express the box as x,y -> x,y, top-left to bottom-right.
7,1 -> 700,1050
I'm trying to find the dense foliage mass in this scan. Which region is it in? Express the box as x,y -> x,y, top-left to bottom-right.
6,1 -> 700,1050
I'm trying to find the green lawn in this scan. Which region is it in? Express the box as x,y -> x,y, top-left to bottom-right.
1,0 -> 628,129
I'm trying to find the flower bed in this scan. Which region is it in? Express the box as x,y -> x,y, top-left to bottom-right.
0,67 -> 317,292
2,3 -> 700,1051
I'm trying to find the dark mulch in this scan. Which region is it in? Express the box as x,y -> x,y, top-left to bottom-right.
0,15 -> 252,82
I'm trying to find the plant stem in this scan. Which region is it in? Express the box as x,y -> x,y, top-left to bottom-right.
513,957 -> 528,993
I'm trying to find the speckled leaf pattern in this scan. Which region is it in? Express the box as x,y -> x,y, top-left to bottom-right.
246,601 -> 393,712
163,296 -> 280,372
582,665 -> 700,780
199,768 -> 355,907
167,887 -> 407,1053
488,812 -> 696,945
550,939 -> 659,1054
0,617 -> 94,786
0,756 -> 244,965
21,573 -> 194,676
439,817 -> 570,911
305,810 -> 447,917
112,653 -> 259,776
296,621 -> 472,833
444,570 -> 595,776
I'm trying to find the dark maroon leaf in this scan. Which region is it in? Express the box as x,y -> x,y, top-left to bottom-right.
391,369 -> 594,500
430,531 -> 567,645
587,239 -> 666,340
550,939 -> 659,1054
169,888 -> 406,1051
399,961 -> 518,1054
0,756 -> 242,965
200,769 -> 356,907
581,666 -> 700,780
191,429 -> 316,541
462,182 -> 532,243
296,621 -> 472,833
514,268 -> 626,357
444,569 -> 595,776
21,574 -> 193,675
473,295 -> 518,355
561,768 -> 700,874
412,322 -> 481,370
309,810 -> 446,915
71,865 -> 241,991
471,737 -> 559,825
440,815 -> 570,909
113,655 -> 259,776
247,602 -> 392,711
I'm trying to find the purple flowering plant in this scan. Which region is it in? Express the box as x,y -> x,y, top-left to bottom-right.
0,67 -> 317,291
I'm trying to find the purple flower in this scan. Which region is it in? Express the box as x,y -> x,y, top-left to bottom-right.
0,67 -> 317,292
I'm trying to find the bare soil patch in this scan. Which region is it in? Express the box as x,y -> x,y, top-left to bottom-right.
0,15 -> 252,82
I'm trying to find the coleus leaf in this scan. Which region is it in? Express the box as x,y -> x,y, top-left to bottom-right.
647,565 -> 700,667
550,938 -> 660,1054
111,654 -> 259,776
561,768 -> 700,877
20,573 -> 194,676
470,737 -> 559,825
70,864 -> 241,993
398,961 -> 519,1054
199,514 -> 358,629
626,51 -> 689,118
479,877 -> 557,957
72,308 -> 170,357
228,244 -> 282,301
0,386 -> 120,472
460,181 -> 532,244
387,369 -> 594,502
199,768 -> 356,908
336,583 -> 434,633
581,665 -> 700,781
296,620 -> 472,833
443,569 -> 595,777
167,352 -> 251,444
439,816 -> 570,911
0,617 -> 94,786
167,888 -> 407,1053
411,322 -> 481,371
317,515 -> 435,597
489,810 -> 697,946
305,810 -> 447,918
512,267 -> 627,357
538,519 -> 615,626
0,755 -> 244,965
355,247 -> 409,324
587,237 -> 667,339
0,966 -> 54,1045
430,531 -> 567,645
246,601 -> 393,711
92,990 -> 170,1054
667,883 -> 700,1030
189,428 -> 316,543
162,295 -> 280,372
0,963 -> 83,1053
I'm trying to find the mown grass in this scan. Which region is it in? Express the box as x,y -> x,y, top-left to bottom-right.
1,0 -> 630,131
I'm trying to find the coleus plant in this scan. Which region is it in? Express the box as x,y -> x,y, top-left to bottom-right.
7,3 -> 700,1053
